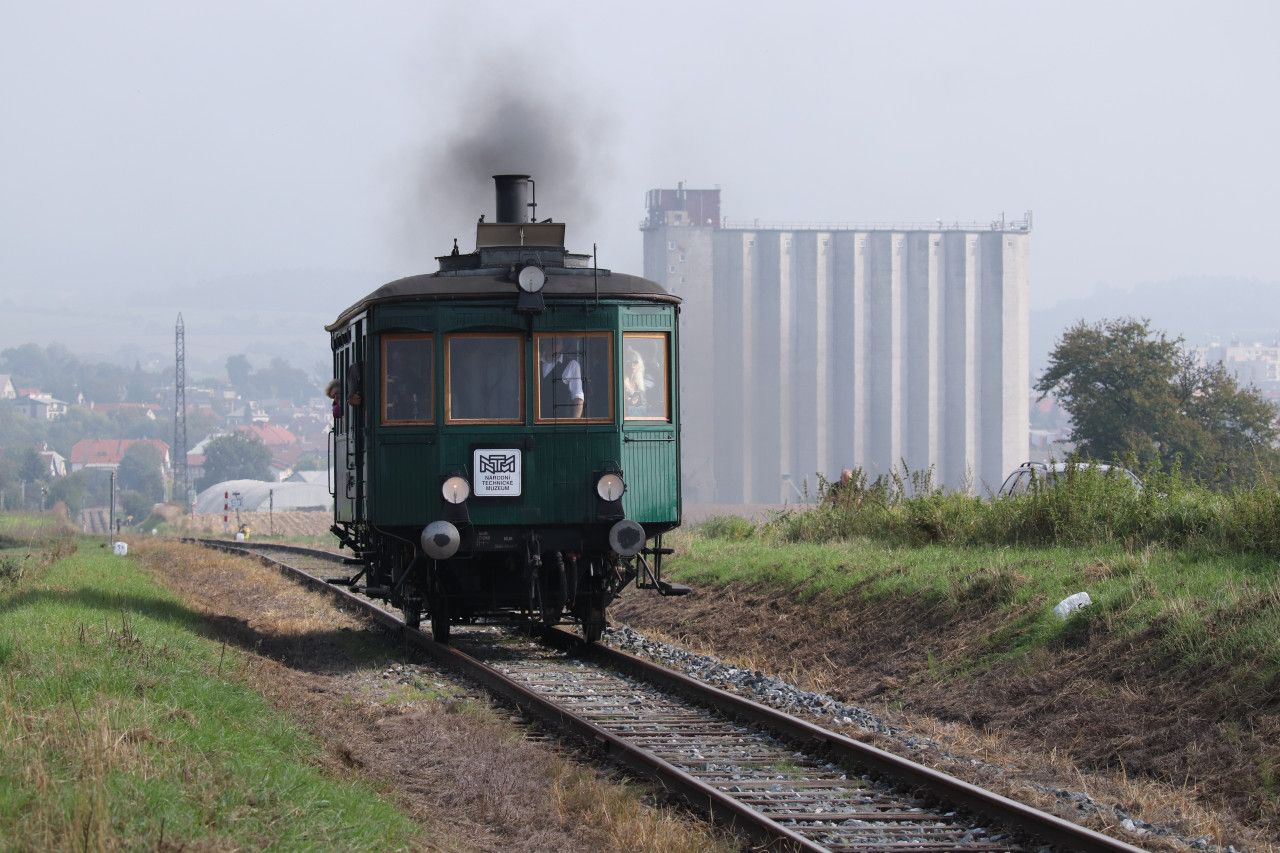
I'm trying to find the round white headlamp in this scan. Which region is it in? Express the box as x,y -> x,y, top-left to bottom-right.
442,475 -> 471,504
596,473 -> 625,501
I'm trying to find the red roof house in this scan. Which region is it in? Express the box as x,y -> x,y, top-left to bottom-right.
237,423 -> 297,448
69,439 -> 171,473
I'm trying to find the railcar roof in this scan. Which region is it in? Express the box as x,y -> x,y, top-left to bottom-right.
327,269 -> 678,330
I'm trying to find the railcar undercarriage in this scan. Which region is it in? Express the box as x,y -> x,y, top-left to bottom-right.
328,523 -> 685,643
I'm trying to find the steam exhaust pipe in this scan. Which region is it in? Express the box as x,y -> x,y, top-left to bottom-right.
493,174 -> 531,223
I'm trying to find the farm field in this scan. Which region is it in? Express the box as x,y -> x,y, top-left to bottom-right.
175,511 -> 335,541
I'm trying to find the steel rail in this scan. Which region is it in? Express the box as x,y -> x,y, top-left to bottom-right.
542,628 -> 1144,853
193,539 -> 1146,853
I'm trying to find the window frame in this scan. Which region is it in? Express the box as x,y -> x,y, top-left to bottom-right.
380,332 -> 435,426
443,332 -> 525,425
622,331 -> 671,423
533,331 -> 615,425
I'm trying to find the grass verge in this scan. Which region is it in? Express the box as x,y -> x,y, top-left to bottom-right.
672,527 -> 1280,689
0,534 -> 421,850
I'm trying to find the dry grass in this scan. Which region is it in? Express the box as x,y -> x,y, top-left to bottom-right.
175,511 -> 334,540
1,684 -> 148,850
130,540 -> 733,853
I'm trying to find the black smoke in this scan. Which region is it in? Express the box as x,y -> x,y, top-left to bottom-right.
412,77 -> 614,258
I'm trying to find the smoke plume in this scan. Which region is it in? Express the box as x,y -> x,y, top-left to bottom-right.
410,69 -> 615,260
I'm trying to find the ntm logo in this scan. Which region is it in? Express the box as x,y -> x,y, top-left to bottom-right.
478,453 -> 517,474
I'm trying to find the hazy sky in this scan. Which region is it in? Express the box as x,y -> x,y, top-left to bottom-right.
3,0 -> 1278,360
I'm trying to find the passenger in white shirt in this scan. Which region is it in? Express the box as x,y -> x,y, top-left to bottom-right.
539,339 -> 584,419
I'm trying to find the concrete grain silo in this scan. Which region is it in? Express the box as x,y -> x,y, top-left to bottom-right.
642,185 -> 1030,501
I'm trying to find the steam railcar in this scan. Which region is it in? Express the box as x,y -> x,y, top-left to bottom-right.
326,175 -> 685,642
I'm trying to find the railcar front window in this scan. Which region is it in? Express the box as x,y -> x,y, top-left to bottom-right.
382,334 -> 434,424
535,333 -> 613,422
446,334 -> 522,423
623,332 -> 670,421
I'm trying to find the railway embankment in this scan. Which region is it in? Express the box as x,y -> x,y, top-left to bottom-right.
613,503 -> 1280,851
0,528 -> 423,849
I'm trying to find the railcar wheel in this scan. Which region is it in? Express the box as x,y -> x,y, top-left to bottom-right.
429,572 -> 450,643
582,603 -> 605,643
578,593 -> 606,644
431,601 -> 450,643
403,600 -> 421,630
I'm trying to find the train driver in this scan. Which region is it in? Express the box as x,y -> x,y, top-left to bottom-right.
539,338 -> 585,419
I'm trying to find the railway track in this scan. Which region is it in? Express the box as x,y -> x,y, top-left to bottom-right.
194,539 -> 1145,853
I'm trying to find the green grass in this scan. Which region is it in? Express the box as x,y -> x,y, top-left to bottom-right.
674,526 -> 1280,686
0,535 -> 420,850
776,463 -> 1280,557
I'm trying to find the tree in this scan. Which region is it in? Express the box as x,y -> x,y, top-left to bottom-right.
18,448 -> 46,485
48,473 -> 89,516
293,450 -> 326,471
1037,318 -> 1280,486
117,443 -> 165,502
0,404 -> 43,454
197,432 -> 272,490
0,342 -> 82,402
46,408 -> 113,457
226,355 -> 252,392
119,490 -> 153,525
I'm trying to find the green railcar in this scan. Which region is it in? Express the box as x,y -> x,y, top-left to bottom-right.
326,175 -> 684,641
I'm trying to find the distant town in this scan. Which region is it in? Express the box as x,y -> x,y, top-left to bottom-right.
0,343 -> 331,528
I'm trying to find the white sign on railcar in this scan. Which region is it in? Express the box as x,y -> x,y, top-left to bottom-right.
473,449 -> 522,497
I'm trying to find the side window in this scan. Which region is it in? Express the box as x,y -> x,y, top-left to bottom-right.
535,333 -> 613,422
382,334 -> 433,424
623,332 -> 670,421
446,334 -> 522,423
1010,471 -> 1032,496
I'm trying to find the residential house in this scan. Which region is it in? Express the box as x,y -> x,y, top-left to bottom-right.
69,439 -> 171,476
91,402 -> 161,421
185,434 -> 220,485
36,446 -> 68,478
238,423 -> 297,449
16,394 -> 69,420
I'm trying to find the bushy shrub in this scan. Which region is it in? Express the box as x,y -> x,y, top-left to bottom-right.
698,515 -> 758,541
769,463 -> 1280,559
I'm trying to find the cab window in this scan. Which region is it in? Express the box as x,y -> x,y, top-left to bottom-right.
381,334 -> 433,424
446,334 -> 523,423
535,333 -> 613,423
623,332 -> 670,421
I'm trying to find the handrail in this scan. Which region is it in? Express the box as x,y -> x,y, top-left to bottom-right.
326,429 -> 335,497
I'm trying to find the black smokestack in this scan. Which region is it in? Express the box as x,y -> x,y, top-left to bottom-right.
493,174 -> 530,223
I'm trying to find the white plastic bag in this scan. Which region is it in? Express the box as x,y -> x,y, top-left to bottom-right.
1053,591 -> 1091,619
